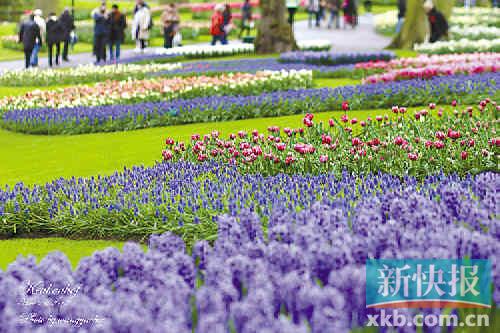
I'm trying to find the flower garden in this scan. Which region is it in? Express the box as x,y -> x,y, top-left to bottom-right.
0,4 -> 499,332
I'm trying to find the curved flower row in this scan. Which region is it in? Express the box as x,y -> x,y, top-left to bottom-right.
2,73 -> 497,135
355,53 -> 500,71
0,70 -> 312,111
151,43 -> 255,58
0,171 -> 498,332
363,60 -> 498,84
161,99 -> 499,176
0,63 -> 183,87
415,39 -> 500,55
156,58 -> 356,79
279,51 -> 395,66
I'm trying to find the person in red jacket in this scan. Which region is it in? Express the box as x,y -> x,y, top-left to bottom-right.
210,4 -> 227,45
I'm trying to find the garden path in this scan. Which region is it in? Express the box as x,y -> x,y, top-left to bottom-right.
0,14 -> 390,71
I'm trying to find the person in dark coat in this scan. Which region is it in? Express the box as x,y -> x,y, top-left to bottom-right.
46,13 -> 65,67
93,6 -> 110,64
18,14 -> 42,69
238,0 -> 252,39
108,4 -> 126,61
59,8 -> 75,61
222,4 -> 232,44
424,1 -> 448,43
342,0 -> 357,28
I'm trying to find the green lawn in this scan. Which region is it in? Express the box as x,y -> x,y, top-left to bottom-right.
0,238 -> 131,270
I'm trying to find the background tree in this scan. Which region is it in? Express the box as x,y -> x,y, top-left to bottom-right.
389,0 -> 453,49
255,0 -> 297,54
34,0 -> 59,15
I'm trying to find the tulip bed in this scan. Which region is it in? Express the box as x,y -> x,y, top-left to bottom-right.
0,63 -> 183,87
0,169 -> 498,332
360,53 -> 499,84
450,26 -> 500,41
0,70 -> 312,111
2,72 -> 498,135
161,99 -> 499,177
415,39 -> 500,55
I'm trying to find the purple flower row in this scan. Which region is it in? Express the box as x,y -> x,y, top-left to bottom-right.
0,168 -> 498,332
152,58 -> 356,78
279,51 -> 396,65
2,72 -> 498,135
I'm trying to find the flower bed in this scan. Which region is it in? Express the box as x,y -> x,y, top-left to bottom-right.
0,171 -> 498,331
0,70 -> 312,111
361,53 -> 499,84
150,43 -> 255,58
356,53 -> 500,71
155,58 -> 357,79
296,40 -> 332,52
415,39 -> 500,55
374,8 -> 500,36
450,26 -> 500,41
162,99 -> 498,177
0,63 -> 183,87
3,73 -> 497,135
279,51 -> 395,66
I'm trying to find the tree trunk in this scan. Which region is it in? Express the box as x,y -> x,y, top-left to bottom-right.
255,0 -> 297,54
388,0 -> 453,49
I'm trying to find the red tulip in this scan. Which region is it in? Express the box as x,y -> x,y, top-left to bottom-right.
342,101 -> 349,111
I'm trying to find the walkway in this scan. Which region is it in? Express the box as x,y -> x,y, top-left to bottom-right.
293,14 -> 391,52
0,14 -> 390,71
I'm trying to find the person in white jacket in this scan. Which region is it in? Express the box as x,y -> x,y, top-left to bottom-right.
31,8 -> 46,67
132,2 -> 151,52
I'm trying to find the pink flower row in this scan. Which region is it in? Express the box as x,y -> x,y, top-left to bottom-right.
363,61 -> 497,84
355,52 -> 500,71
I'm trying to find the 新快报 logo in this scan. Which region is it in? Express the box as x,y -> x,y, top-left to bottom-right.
366,259 -> 491,308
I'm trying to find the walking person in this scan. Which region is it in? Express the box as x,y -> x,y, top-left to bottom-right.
31,9 -> 45,67
93,5 -> 109,64
19,14 -> 42,69
108,4 -> 126,61
327,0 -> 341,29
396,0 -> 406,33
59,8 -> 75,62
238,0 -> 252,39
286,0 -> 300,25
161,3 -> 179,49
308,0 -> 321,28
222,4 -> 233,44
46,13 -> 64,67
342,0 -> 357,29
210,4 -> 226,45
132,1 -> 151,52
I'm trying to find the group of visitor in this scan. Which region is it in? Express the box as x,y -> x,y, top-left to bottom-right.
91,0 -> 155,64
18,8 -> 74,69
91,3 -> 128,64
286,0 -> 360,30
